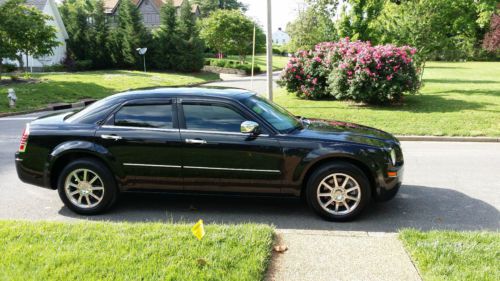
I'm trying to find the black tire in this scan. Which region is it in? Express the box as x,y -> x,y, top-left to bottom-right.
57,158 -> 117,215
306,162 -> 371,222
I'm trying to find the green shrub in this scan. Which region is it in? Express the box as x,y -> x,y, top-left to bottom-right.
75,60 -> 93,71
205,59 -> 260,74
44,64 -> 65,72
1,63 -> 17,73
234,63 -> 261,75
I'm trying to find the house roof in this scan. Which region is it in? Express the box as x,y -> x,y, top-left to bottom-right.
104,0 -> 199,14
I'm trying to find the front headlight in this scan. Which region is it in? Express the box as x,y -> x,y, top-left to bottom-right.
389,149 -> 397,166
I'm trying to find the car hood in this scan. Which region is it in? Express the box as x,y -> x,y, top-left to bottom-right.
292,118 -> 399,147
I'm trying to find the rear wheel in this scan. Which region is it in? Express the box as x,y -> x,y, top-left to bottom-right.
306,162 -> 371,221
57,158 -> 117,215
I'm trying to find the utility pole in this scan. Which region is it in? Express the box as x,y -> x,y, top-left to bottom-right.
250,24 -> 256,91
266,0 -> 273,101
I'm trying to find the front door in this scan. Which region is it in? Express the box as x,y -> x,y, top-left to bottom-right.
96,99 -> 183,190
179,99 -> 284,193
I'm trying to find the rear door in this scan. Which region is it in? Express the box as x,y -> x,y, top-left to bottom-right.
179,98 -> 284,193
96,98 -> 183,190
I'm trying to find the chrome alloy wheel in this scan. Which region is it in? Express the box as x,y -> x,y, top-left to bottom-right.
316,173 -> 362,215
64,168 -> 105,209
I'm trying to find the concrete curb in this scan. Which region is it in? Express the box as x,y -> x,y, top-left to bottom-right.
396,135 -> 499,142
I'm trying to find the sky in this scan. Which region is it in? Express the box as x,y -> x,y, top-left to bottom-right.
240,0 -> 305,32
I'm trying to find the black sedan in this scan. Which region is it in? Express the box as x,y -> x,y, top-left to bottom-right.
15,87 -> 403,221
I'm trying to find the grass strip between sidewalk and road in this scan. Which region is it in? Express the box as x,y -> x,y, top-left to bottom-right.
400,229 -> 500,281
0,220 -> 274,281
0,70 -> 219,114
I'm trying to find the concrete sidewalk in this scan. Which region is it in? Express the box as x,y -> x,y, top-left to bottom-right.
266,230 -> 421,281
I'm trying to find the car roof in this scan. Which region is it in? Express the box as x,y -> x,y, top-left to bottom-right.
111,86 -> 256,101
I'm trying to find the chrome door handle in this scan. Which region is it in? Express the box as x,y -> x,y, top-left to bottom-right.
101,134 -> 122,141
185,138 -> 207,144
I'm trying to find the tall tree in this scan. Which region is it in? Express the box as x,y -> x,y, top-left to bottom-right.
482,5 -> 499,53
337,0 -> 384,41
60,0 -> 91,61
286,0 -> 339,51
89,0 -> 112,68
176,0 -> 205,71
151,0 -> 180,70
0,3 -> 18,78
375,0 -> 496,65
1,0 -> 59,71
109,0 -> 148,68
192,0 -> 247,17
200,9 -> 265,62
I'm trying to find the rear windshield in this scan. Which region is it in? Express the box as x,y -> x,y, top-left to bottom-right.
66,96 -> 120,124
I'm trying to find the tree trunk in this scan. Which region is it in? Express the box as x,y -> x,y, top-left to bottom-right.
419,60 -> 426,86
25,53 -> 29,73
0,58 -> 3,81
239,54 -> 246,64
17,54 -> 24,71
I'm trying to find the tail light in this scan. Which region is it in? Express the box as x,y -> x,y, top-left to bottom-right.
19,124 -> 30,152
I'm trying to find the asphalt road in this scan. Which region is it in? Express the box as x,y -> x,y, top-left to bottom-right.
0,111 -> 498,232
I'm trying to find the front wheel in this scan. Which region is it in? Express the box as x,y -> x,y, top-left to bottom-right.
306,162 -> 371,221
57,158 -> 117,215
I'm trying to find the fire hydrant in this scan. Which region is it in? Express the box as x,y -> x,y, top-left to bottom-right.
7,88 -> 17,108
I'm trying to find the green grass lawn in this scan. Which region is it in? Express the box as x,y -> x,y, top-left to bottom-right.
400,229 -> 500,281
0,220 -> 274,281
0,70 -> 219,114
224,54 -> 289,71
275,62 -> 500,136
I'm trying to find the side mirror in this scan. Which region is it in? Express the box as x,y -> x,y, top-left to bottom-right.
241,121 -> 260,135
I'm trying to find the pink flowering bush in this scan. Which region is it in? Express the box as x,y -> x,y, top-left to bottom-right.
277,48 -> 332,99
279,38 -> 420,104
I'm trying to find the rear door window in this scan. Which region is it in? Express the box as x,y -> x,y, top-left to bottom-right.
114,104 -> 173,129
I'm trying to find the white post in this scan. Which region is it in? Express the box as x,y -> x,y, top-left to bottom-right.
250,24 -> 256,91
266,0 -> 273,101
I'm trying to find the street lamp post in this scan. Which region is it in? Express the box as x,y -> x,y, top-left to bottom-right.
136,48 -> 148,72
266,0 -> 273,101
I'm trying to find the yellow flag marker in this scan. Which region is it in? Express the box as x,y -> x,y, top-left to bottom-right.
191,219 -> 205,241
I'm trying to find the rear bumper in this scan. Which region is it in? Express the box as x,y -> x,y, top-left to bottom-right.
15,152 -> 50,189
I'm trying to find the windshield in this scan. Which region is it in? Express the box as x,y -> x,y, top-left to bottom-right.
242,94 -> 302,133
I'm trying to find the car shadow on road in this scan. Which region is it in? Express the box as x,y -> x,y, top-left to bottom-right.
58,185 -> 499,232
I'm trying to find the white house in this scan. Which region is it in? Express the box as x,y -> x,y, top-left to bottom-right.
0,0 -> 68,70
272,27 -> 290,45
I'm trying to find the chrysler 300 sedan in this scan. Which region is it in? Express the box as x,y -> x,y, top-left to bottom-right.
15,87 -> 403,221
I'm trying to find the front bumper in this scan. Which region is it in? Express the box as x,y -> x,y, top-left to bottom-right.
373,164 -> 404,201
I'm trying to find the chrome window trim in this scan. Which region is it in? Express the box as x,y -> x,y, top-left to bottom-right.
184,165 -> 280,173
180,129 -> 269,137
101,125 -> 179,132
123,163 -> 182,168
